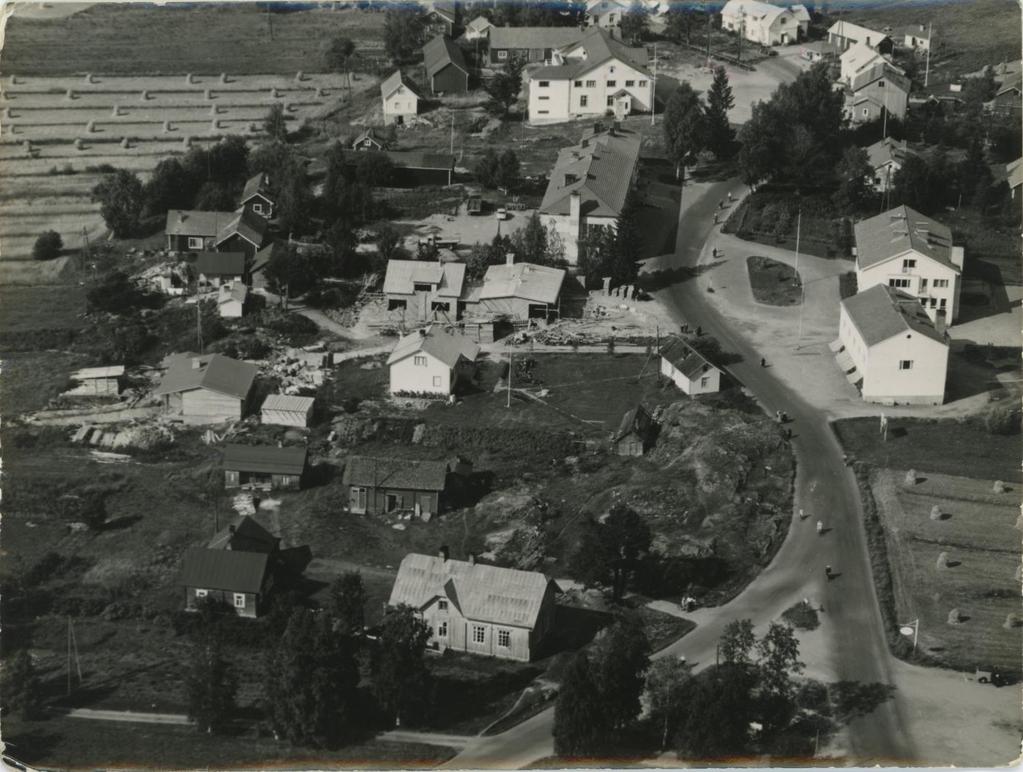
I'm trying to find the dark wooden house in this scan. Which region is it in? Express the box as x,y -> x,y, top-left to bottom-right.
610,404 -> 656,456
180,547 -> 274,618
207,515 -> 280,553
240,173 -> 275,220
423,35 -> 470,95
223,444 -> 308,490
342,456 -> 452,519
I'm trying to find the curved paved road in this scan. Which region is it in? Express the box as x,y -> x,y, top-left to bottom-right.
443,178 -> 917,768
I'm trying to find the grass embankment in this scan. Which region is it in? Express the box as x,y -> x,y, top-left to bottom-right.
746,256 -> 802,306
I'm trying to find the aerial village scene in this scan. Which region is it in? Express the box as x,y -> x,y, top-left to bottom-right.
0,0 -> 1020,768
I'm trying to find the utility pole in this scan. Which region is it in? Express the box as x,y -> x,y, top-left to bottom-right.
706,5 -> 712,68
506,353 -> 512,408
651,42 -> 657,126
450,110 -> 455,156
882,78 -> 888,139
795,208 -> 804,341
923,22 -> 932,87
196,294 -> 204,353
737,11 -> 744,64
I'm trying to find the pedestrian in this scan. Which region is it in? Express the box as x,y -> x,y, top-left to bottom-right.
775,409 -> 782,422
718,199 -> 724,209
713,213 -> 719,224
696,326 -> 702,336
760,357 -> 766,367
712,247 -> 717,257
728,191 -> 734,202
824,564 -> 833,580
798,508 -> 806,520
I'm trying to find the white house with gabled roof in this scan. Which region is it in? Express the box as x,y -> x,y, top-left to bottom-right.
721,0 -> 809,46
383,258 -> 467,321
854,205 -> 964,323
835,285 -> 949,405
387,325 -> 480,395
585,0 -> 630,29
380,70 -> 423,126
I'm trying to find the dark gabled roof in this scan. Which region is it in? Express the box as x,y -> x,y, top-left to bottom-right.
612,404 -> 653,442
180,547 -> 270,593
489,26 -> 586,51
241,172 -> 272,204
841,285 -> 948,347
165,209 -> 234,238
423,34 -> 469,79
216,206 -> 267,249
153,353 -> 257,400
539,127 -> 642,219
851,62 -> 911,94
659,337 -> 718,379
353,128 -> 387,149
854,205 -> 957,271
195,251 -> 246,277
384,150 -> 455,171
208,515 -> 279,553
342,456 -> 450,492
222,444 -> 308,475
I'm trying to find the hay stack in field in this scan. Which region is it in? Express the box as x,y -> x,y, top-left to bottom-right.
121,137 -> 131,149
936,551 -> 950,569
220,73 -> 229,84
85,73 -> 95,84
248,122 -> 259,133
86,120 -> 96,133
210,104 -> 219,116
163,120 -> 172,133
270,86 -> 279,98
182,136 -> 192,149
9,75 -> 17,85
111,104 -> 122,117
141,89 -> 150,101
904,469 -> 918,485
317,87 -> 327,98
186,73 -> 195,84
295,70 -> 305,82
947,608 -> 964,625
74,138 -> 84,150
204,88 -> 213,101
3,106 -> 10,120
22,139 -> 31,154
1016,513 -> 1023,531
929,504 -> 942,521
1015,563 -> 1021,582
993,480 -> 1006,494
65,88 -> 75,100
210,119 -> 221,131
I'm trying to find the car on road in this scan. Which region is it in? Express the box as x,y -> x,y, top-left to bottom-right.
495,207 -> 509,220
976,668 -> 1011,686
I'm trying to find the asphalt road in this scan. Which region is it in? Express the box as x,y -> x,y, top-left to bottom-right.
443,178 -> 917,768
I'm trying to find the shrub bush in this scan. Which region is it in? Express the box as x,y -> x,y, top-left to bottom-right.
982,404 -> 1021,436
33,230 -> 63,260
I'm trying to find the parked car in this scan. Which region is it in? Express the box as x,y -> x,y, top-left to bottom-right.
976,668 -> 1011,686
466,197 -> 483,216
495,208 -> 509,220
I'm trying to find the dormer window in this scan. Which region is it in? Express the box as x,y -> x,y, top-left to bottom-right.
438,598 -> 449,610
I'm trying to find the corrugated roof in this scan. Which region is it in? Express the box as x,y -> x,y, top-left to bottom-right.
180,547 -> 270,593
381,69 -> 423,100
207,515 -> 279,552
539,127 -> 641,219
72,365 -> 124,380
842,285 -> 948,347
241,172 -> 271,204
223,444 -> 307,475
659,337 -> 718,379
165,209 -> 233,238
854,205 -> 958,272
489,26 -> 585,51
196,251 -> 245,276
153,353 -> 257,400
261,394 -> 315,414
480,262 -> 565,305
383,259 -> 466,297
423,35 -> 469,78
388,553 -> 552,629
387,325 -> 480,368
1007,158 -> 1023,189
384,150 -> 455,171
342,456 -> 450,491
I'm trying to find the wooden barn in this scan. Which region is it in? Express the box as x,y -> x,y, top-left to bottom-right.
383,150 -> 455,187
610,404 -> 656,456
423,34 -> 469,95
68,365 -> 124,397
223,444 -> 308,490
180,547 -> 274,618
214,206 -> 268,259
153,353 -> 257,423
342,455 -> 451,519
260,394 -> 315,428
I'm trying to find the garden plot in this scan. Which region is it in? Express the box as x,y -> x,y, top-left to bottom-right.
871,468 -> 1022,672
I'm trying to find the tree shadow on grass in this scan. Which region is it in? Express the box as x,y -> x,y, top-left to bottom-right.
828,681 -> 896,723
638,260 -> 726,293
3,726 -> 62,766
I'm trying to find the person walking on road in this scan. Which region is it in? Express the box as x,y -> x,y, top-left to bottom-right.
816,520 -> 824,535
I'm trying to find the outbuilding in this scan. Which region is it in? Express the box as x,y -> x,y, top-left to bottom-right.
423,34 -> 470,95
659,338 -> 722,396
196,251 -> 246,288
240,172 -> 275,220
217,282 -> 248,318
611,404 -> 656,456
342,455 -> 452,518
68,365 -> 124,397
222,444 -> 308,490
261,394 -> 315,428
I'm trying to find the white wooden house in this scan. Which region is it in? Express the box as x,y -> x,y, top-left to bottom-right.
381,70 -> 422,126
659,338 -> 722,395
387,325 -> 480,396
721,0 -> 809,46
217,282 -> 247,318
154,353 -> 257,423
261,394 -> 315,428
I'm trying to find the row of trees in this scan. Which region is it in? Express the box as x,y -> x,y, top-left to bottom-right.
662,67 -> 737,178
577,190 -> 644,289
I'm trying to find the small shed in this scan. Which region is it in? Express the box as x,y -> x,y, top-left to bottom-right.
218,282 -> 248,318
261,394 -> 315,428
196,251 -> 246,288
223,444 -> 308,490
611,404 -> 656,456
352,128 -> 389,151
68,365 -> 124,397
660,338 -> 722,396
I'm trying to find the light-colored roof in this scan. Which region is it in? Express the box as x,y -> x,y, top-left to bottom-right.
342,456 -> 450,491
165,209 -> 233,238
531,28 -> 650,81
854,205 -> 958,272
383,259 -> 466,297
72,365 -> 124,380
241,172 -> 271,204
1007,157 -> 1023,189
489,26 -> 586,51
659,337 -> 718,379
466,16 -> 493,33
261,394 -> 315,414
180,547 -> 269,594
840,41 -> 886,76
828,19 -> 890,45
540,127 -> 641,220
721,0 -> 791,28
216,206 -> 267,248
423,34 -> 469,78
153,353 -> 257,400
218,282 -> 248,306
851,62 -> 910,94
387,325 -> 480,368
789,4 -> 810,23
380,69 -> 423,100
222,443 -> 308,475
864,137 -> 912,170
388,553 -> 552,629
480,262 -> 566,305
842,285 -> 948,347
196,251 -> 245,276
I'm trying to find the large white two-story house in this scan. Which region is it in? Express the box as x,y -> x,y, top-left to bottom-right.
527,28 -> 653,124
853,205 -> 964,324
720,0 -> 810,46
537,123 -> 642,265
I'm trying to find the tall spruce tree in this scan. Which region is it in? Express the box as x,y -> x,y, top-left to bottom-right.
553,652 -> 610,757
705,66 -> 736,159
591,613 -> 651,730
663,82 -> 706,180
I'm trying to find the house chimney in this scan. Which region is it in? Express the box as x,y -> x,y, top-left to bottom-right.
506,252 -> 515,266
191,357 -> 202,369
438,545 -> 449,561
569,191 -> 581,233
564,173 -> 577,186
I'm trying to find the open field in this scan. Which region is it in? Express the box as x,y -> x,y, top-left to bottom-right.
0,4 -> 389,76
869,469 -> 1022,672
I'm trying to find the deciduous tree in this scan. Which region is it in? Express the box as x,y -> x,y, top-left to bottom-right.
645,656 -> 693,748
755,621 -> 804,699
326,572 -> 367,636
325,36 -> 357,93
485,59 -> 524,116
186,634 -> 238,734
372,604 -> 432,726
33,230 -> 63,260
620,1 -> 649,44
2,650 -> 41,719
92,169 -> 145,238
718,618 -> 755,665
831,145 -> 875,213
384,9 -> 425,65
591,613 -> 651,730
663,82 -> 705,180
264,103 -> 289,142
553,651 -> 610,757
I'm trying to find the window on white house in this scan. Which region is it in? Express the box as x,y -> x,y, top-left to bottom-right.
939,298 -> 947,308
574,80 -> 583,87
432,376 -> 442,387
438,599 -> 448,610
497,629 -> 511,647
878,80 -> 885,87
902,258 -> 916,270
187,236 -> 204,250
586,79 -> 597,87
898,360 -> 913,370
498,50 -> 508,60
638,80 -> 647,87
920,278 -> 928,289
625,79 -> 635,87
888,278 -> 910,288
538,109 -> 549,114
607,80 -> 616,87
437,621 -> 448,637
607,96 -> 614,106
233,593 -> 246,609
933,279 -> 949,288
863,108 -> 869,116
538,95 -> 549,100
609,65 -> 615,73
196,589 -> 208,598
700,376 -> 709,387
538,80 -> 550,87
472,625 -> 486,644
414,355 -> 427,366
580,95 -> 589,107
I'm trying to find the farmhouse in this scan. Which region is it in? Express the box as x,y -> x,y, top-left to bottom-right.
388,550 -> 558,662
165,209 -> 234,252
261,394 -> 315,428
827,20 -> 894,53
343,456 -> 452,518
464,15 -> 493,41
986,73 -> 1023,118
720,0 -> 810,46
387,325 -> 480,396
214,206 -> 268,259
217,282 -> 248,318
380,70 -> 422,126
488,26 -> 586,65
383,150 -> 455,187
472,258 -> 566,319
240,172 -> 275,220
585,0 -> 630,29
196,251 -> 246,288
835,285 -> 949,405
208,515 -> 280,553
854,205 -> 963,323
895,23 -> 932,53
538,124 -> 641,264
847,62 -> 910,122
153,353 -> 257,423
68,365 -> 123,397
839,41 -> 896,86
426,1 -> 458,36
352,128 -> 389,151
659,337 -> 722,395
423,35 -> 470,95
864,137 -> 913,191
384,258 -> 466,320
223,443 -> 307,490
528,28 -> 652,124
611,404 -> 656,456
180,547 -> 274,618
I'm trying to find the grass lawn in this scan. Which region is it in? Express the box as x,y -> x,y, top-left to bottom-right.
869,468 -> 1022,672
832,416 -> 1022,483
948,208 -> 1023,287
723,189 -> 851,259
0,350 -> 85,415
746,256 -> 802,306
1,715 -> 454,770
0,283 -> 86,333
1,4 -> 388,76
